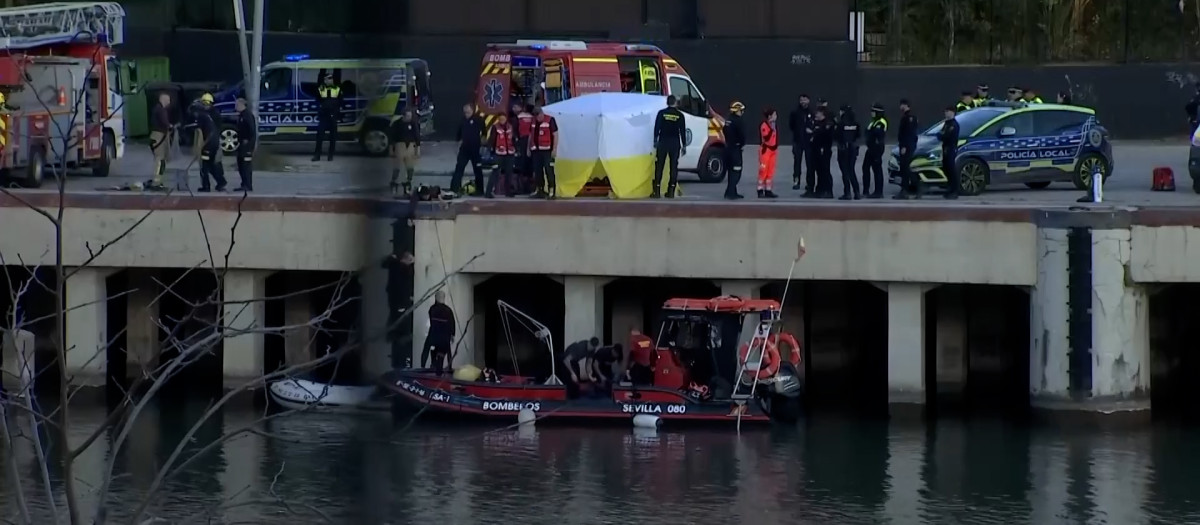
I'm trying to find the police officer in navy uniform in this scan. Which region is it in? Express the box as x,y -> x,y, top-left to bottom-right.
313,74 -> 341,161
723,101 -> 747,200
652,95 -> 687,198
788,94 -> 813,193
835,104 -> 861,200
233,97 -> 256,192
451,103 -> 486,196
894,99 -> 920,199
861,103 -> 887,198
810,108 -> 834,199
938,105 -> 961,199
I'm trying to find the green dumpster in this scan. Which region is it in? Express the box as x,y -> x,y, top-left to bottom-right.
121,56 -> 171,138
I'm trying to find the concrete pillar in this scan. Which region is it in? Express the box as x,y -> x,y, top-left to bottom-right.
1030,228 -> 1071,400
720,279 -> 764,343
887,283 -> 929,407
282,286 -> 313,366
64,268 -> 117,386
934,287 -> 967,397
2,329 -> 34,396
221,270 -> 270,384
126,271 -> 161,378
1090,229 -> 1149,401
563,276 -> 610,347
609,295 -> 643,346
359,265 -> 391,375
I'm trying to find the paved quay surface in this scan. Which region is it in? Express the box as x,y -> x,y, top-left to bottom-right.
8,140 -> 1199,209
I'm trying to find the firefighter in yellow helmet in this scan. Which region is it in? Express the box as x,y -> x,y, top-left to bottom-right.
193,92 -> 227,191
723,101 -> 747,199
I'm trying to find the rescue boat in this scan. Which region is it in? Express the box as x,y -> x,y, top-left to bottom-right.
380,295 -> 805,427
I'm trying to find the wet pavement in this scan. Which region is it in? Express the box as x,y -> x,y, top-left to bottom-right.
24,139 -> 1200,208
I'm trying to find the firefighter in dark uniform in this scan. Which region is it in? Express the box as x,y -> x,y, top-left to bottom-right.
973,83 -> 989,107
938,105 -> 961,200
788,94 -> 813,192
194,93 -> 227,192
313,74 -> 341,161
835,104 -> 861,200
529,104 -> 559,199
810,108 -> 834,199
388,109 -> 421,196
894,99 -> 920,199
723,101 -> 747,200
451,103 -> 486,196
652,95 -> 686,198
861,103 -> 887,199
233,97 -> 256,192
147,92 -> 172,190
956,92 -> 973,113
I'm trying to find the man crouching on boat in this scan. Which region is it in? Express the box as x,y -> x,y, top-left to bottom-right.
591,343 -> 623,396
421,290 -> 456,375
562,337 -> 599,399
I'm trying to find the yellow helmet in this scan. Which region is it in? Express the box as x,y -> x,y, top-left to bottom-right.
729,101 -> 745,113
200,93 -> 214,104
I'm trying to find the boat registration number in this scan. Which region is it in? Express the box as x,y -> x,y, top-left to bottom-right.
482,401 -> 541,412
622,403 -> 687,414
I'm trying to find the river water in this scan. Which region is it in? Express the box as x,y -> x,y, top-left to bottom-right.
2,400 -> 1199,524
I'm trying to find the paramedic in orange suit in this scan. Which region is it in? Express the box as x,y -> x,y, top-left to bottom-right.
758,108 -> 779,198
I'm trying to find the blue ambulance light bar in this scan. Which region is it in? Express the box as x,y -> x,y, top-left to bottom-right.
284,54 -> 310,62
625,44 -> 662,52
529,44 -> 545,50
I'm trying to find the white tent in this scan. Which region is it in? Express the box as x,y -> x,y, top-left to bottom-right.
543,93 -> 674,198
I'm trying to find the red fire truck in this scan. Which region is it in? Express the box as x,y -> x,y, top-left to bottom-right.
0,2 -> 127,188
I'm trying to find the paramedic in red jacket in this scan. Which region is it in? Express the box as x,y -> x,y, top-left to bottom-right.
488,113 -> 517,198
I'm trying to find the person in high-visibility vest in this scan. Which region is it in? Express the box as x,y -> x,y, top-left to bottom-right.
487,112 -> 516,198
195,93 -> 227,192
955,92 -> 973,113
313,74 -> 341,161
529,105 -> 559,199
973,84 -> 989,107
0,92 -> 13,160
757,107 -> 779,198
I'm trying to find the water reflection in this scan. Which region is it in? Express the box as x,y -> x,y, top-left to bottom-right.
1,405 -> 1200,524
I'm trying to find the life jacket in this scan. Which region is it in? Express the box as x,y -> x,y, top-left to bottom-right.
532,115 -> 555,150
492,122 -> 515,155
516,111 -> 534,138
629,333 -> 654,367
760,121 -> 777,149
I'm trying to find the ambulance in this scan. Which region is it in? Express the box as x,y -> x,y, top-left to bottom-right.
474,40 -> 727,182
0,2 -> 129,188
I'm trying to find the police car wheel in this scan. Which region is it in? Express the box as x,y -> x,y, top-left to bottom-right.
957,158 -> 988,196
361,128 -> 390,157
219,126 -> 240,153
1024,181 -> 1052,189
1072,153 -> 1109,191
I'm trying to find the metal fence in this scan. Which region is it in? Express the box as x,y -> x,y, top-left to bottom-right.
858,0 -> 1200,64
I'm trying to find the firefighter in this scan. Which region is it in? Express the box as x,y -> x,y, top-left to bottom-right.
388,109 -> 421,196
973,83 -> 989,107
861,103 -> 887,199
788,94 -> 813,193
313,73 -> 341,161
956,92 -> 973,113
1023,88 -> 1044,104
451,103 -> 485,196
835,104 -> 861,200
938,105 -> 961,200
894,99 -> 920,199
513,101 -> 534,193
757,107 -> 779,199
147,92 -> 172,191
723,101 -> 747,200
652,95 -> 686,198
487,112 -> 516,198
233,97 -> 256,192
529,104 -> 559,199
194,93 -> 227,192
811,108 -> 834,199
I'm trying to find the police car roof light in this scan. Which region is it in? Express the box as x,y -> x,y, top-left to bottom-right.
284,53 -> 310,62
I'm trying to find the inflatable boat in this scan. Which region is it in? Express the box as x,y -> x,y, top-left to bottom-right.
268,377 -> 380,411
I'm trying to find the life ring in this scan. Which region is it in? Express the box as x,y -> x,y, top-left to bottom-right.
739,337 -> 781,380
773,332 -> 802,367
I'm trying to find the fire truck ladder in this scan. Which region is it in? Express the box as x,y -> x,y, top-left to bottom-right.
0,2 -> 125,51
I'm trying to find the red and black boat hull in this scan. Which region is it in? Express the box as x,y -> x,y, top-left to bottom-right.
379,369 -> 774,424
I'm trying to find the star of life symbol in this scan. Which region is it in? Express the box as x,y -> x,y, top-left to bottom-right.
483,79 -> 504,109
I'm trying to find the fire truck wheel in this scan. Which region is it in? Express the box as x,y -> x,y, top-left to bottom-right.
92,132 -> 115,178
22,147 -> 46,188
219,125 -> 240,154
696,146 -> 725,183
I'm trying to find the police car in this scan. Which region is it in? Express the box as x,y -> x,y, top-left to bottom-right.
888,102 -> 1112,195
211,55 -> 435,156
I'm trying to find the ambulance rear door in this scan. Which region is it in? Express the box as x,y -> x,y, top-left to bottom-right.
476,50 -> 512,123
667,74 -> 710,170
569,54 -> 619,95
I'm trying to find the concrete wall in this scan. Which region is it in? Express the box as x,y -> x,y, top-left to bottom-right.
125,28 -> 1199,141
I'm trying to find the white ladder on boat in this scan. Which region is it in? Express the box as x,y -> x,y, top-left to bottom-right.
732,314 -> 777,401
